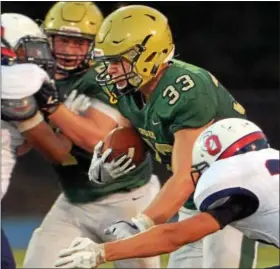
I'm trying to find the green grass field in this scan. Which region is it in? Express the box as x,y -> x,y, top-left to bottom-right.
14,245 -> 279,268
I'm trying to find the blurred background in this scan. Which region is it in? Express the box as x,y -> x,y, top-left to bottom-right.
1,1 -> 279,267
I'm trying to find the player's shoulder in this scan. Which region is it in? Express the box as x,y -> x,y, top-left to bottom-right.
154,59 -> 216,116
232,148 -> 279,171
163,59 -> 216,85
200,158 -> 241,186
2,63 -> 48,80
244,148 -> 279,175
194,149 -> 279,210
2,63 -> 49,99
156,59 -> 219,103
193,160 -> 244,211
255,147 -> 279,160
167,59 -> 206,74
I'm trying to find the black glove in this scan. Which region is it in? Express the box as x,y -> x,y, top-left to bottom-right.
34,80 -> 61,116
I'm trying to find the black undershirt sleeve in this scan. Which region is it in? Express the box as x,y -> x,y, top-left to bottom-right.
205,193 -> 259,228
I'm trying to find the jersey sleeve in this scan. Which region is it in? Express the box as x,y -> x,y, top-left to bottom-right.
165,71 -> 218,134
206,194 -> 258,228
193,161 -> 259,212
195,163 -> 260,229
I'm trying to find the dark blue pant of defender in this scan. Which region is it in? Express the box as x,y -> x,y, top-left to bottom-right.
1,229 -> 16,269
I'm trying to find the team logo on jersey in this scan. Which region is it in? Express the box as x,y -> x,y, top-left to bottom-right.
201,131 -> 222,156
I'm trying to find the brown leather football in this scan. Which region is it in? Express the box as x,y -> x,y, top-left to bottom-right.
102,127 -> 146,166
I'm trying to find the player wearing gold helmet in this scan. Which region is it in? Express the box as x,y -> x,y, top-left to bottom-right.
55,5 -> 257,269
23,3 -> 160,268
44,1 -> 102,74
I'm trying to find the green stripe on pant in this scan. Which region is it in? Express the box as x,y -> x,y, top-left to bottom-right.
239,236 -> 258,268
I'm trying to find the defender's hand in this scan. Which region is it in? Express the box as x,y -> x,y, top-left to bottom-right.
104,220 -> 140,240
105,214 -> 155,240
64,90 -> 92,115
55,237 -> 105,268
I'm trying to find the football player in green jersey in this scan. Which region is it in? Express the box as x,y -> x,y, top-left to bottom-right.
55,118 -> 274,269
59,5 -> 258,269
23,2 -> 160,268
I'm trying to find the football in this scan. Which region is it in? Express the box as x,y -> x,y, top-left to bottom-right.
102,127 -> 146,166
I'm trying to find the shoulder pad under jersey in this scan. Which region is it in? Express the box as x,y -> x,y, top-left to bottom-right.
2,63 -> 50,99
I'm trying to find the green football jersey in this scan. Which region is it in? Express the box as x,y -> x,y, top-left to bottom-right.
109,59 -> 247,209
53,68 -> 152,204
55,68 -> 110,104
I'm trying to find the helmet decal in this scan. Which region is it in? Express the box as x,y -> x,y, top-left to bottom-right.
205,135 -> 222,156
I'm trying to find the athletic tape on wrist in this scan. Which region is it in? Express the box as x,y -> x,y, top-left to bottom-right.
97,243 -> 107,264
131,213 -> 155,232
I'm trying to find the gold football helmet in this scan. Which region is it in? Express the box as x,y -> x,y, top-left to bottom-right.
94,5 -> 175,94
44,2 -> 103,72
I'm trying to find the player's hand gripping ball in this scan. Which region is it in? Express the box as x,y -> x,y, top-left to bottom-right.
88,127 -> 146,184
102,126 -> 146,165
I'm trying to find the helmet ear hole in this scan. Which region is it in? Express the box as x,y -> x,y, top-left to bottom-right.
145,52 -> 156,62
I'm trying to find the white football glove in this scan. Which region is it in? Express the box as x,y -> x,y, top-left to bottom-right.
55,237 -> 105,268
88,141 -> 136,184
64,90 -> 92,115
104,220 -> 140,240
104,214 -> 155,240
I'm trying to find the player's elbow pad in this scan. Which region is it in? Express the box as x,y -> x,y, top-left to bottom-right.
1,96 -> 38,121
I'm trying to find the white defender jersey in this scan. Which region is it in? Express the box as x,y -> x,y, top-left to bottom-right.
1,121 -> 24,199
2,63 -> 50,99
1,63 -> 50,199
194,148 -> 279,247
